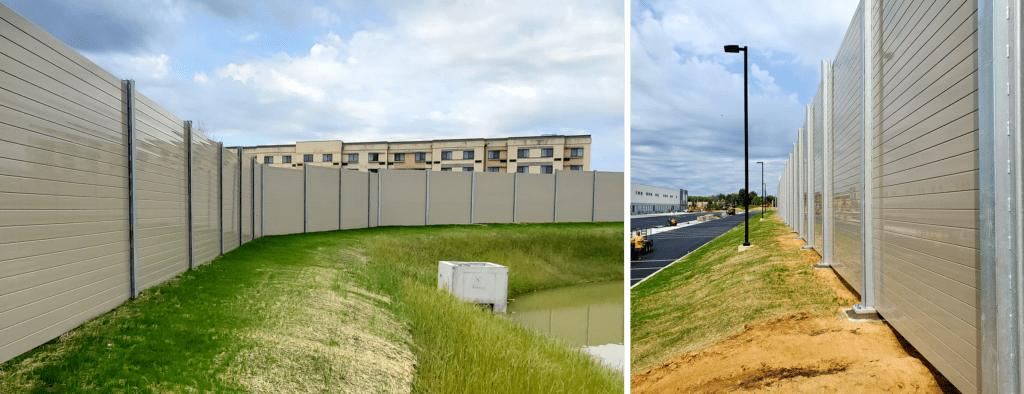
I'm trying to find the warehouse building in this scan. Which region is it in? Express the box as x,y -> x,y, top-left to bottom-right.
630,182 -> 687,214
241,135 -> 591,174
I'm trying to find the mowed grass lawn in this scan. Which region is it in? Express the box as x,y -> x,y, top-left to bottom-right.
1,223 -> 624,394
630,210 -> 848,373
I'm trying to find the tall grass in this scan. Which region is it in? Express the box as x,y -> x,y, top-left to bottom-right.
630,210 -> 847,373
0,223 -> 624,394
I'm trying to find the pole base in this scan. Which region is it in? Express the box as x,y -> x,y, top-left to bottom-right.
800,245 -> 814,250
812,262 -> 831,269
738,245 -> 754,252
845,305 -> 882,321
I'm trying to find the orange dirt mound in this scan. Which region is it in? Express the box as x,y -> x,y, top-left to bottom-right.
631,311 -> 945,393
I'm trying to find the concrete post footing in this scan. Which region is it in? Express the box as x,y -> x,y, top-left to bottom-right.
846,304 -> 882,321
812,262 -> 831,269
738,245 -> 754,252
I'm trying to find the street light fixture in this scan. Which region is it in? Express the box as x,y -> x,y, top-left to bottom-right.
725,44 -> 750,247
757,161 -> 764,219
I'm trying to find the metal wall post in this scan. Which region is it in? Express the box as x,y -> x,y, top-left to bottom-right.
425,170 -> 431,225
304,166 -> 308,233
513,172 -> 519,222
805,105 -> 814,250
797,129 -> 805,240
218,143 -> 223,256
822,59 -> 834,266
553,170 -> 559,222
185,121 -> 194,270
376,171 -> 382,227
470,171 -> 476,224
237,149 -> 242,246
123,80 -> 139,298
981,0 -> 1023,391
860,0 -> 877,311
591,170 -> 598,222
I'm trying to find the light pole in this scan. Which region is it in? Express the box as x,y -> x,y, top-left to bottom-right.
757,161 -> 763,219
725,44 -> 750,247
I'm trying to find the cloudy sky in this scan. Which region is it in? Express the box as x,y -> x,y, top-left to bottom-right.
630,0 -> 861,197
6,0 -> 625,171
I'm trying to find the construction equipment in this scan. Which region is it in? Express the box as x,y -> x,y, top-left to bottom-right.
667,217 -> 678,226
727,208 -> 736,215
630,228 -> 654,260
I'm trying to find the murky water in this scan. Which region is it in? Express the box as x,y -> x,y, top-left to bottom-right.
506,281 -> 624,348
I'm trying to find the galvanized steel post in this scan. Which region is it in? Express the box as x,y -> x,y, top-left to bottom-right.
821,59 -> 834,266
218,142 -> 223,256
425,170 -> 431,225
124,80 -> 139,299
470,171 -> 477,224
860,0 -> 876,311
553,170 -> 559,222
591,170 -> 598,222
237,149 -> 242,247
805,105 -> 814,251
185,121 -> 194,270
513,172 -> 519,222
981,0 -> 1023,391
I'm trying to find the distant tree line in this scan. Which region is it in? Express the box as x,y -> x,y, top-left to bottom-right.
690,189 -> 774,211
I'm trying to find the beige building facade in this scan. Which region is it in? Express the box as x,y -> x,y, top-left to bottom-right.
240,135 -> 591,174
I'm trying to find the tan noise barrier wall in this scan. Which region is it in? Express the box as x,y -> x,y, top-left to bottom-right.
427,171 -> 472,225
379,170 -> 427,227
472,172 -> 515,223
221,147 -> 240,253
0,3 -> 131,364
775,0 -> 1024,392
262,166 -> 305,236
190,131 -> 220,266
340,169 -> 369,230
305,165 -> 340,232
0,1 -> 624,367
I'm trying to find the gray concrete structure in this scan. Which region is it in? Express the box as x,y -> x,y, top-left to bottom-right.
630,182 -> 686,214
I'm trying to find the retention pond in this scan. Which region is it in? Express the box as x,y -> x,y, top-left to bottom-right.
506,280 -> 624,371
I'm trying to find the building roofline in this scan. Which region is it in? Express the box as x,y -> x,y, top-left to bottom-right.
239,134 -> 592,150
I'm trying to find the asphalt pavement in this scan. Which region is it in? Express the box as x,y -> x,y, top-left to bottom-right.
629,212 -> 707,230
630,211 -> 760,288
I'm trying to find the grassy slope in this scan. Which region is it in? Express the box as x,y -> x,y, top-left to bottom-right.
630,210 -> 846,373
1,223 -> 623,394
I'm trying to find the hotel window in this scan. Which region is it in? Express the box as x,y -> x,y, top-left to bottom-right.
441,167 -> 452,171
304,154 -> 313,162
415,152 -> 427,161
394,153 -> 405,161
517,148 -> 529,158
541,148 -> 553,157
463,167 -> 473,172
517,165 -> 528,173
323,154 -> 333,162
264,156 -> 274,164
570,165 -> 582,170
348,153 -> 358,162
540,165 -> 553,174
463,150 -> 474,159
570,148 -> 584,157
369,153 -> 379,162
441,151 -> 453,160
282,156 -> 292,164
488,150 -> 500,159
487,167 -> 500,172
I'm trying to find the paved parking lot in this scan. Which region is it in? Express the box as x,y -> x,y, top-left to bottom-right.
630,211 -> 758,287
629,212 -> 706,230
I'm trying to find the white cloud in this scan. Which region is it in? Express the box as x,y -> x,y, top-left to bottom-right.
242,32 -> 259,42
630,1 -> 855,196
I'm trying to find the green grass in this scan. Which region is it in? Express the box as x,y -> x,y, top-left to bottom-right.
1,223 -> 624,394
630,210 -> 848,374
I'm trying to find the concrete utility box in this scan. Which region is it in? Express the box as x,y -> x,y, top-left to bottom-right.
438,261 -> 509,313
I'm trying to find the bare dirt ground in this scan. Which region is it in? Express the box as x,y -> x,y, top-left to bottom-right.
631,234 -> 960,394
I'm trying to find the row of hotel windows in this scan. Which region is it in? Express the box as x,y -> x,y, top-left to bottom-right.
635,191 -> 676,198
262,148 -> 585,164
